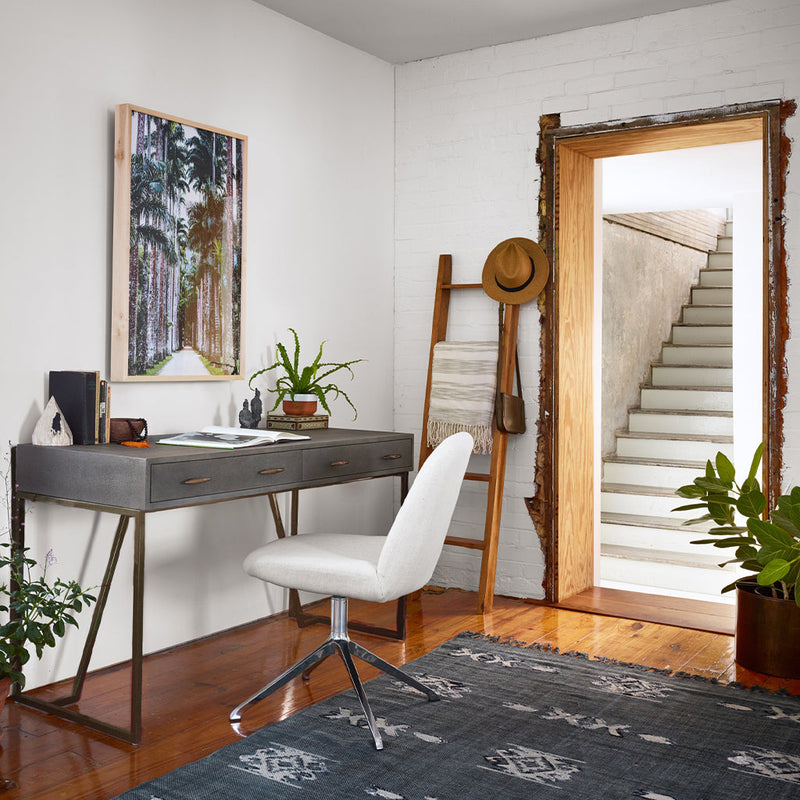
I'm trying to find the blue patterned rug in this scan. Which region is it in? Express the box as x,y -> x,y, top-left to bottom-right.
114,632 -> 800,799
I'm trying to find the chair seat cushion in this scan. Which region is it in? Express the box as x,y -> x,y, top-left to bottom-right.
243,534 -> 392,602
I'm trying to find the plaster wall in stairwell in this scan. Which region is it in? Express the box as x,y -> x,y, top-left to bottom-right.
601,220 -> 709,458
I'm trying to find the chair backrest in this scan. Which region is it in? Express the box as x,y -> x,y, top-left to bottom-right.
376,431 -> 473,600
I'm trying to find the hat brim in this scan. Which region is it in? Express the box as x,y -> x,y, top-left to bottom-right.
482,237 -> 550,304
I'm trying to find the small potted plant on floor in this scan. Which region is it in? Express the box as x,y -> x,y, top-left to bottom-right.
674,443 -> 800,678
0,448 -> 96,713
249,328 -> 364,419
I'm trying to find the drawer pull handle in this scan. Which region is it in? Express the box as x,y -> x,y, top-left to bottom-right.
182,477 -> 212,485
258,468 -> 285,475
330,460 -> 350,467
383,453 -> 402,460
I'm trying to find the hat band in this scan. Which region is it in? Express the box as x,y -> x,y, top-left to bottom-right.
495,257 -> 535,294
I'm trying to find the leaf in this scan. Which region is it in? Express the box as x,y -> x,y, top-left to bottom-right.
757,559 -> 791,585
747,442 -> 765,483
748,517 -> 795,548
689,538 -> 744,547
672,503 -> 711,513
695,477 -> 730,493
716,452 -> 736,484
736,544 -> 758,561
675,484 -> 708,499
736,490 -> 766,519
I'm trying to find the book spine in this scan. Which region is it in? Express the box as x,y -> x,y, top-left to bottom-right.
98,381 -> 108,443
88,371 -> 100,444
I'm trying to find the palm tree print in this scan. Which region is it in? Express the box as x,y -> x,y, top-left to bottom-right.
126,109 -> 244,376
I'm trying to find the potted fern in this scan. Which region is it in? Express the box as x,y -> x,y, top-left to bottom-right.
249,328 -> 364,419
674,443 -> 800,677
0,448 -> 96,710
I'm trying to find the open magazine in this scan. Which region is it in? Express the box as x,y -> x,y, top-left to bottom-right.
158,425 -> 309,449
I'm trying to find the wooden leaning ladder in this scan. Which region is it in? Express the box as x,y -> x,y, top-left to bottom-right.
419,254 -> 520,614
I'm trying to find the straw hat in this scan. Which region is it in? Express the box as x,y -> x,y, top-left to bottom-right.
482,237 -> 549,304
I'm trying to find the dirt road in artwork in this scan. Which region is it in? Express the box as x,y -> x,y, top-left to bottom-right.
156,347 -> 211,376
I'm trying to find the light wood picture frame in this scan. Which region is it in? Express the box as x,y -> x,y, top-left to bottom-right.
111,104 -> 247,381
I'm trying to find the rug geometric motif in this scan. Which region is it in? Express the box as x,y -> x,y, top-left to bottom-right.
113,632 -> 800,800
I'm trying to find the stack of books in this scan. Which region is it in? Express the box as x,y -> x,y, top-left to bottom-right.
48,370 -> 111,444
266,413 -> 329,431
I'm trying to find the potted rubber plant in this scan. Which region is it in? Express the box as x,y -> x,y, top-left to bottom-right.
249,328 -> 363,419
0,448 -> 96,706
674,443 -> 800,677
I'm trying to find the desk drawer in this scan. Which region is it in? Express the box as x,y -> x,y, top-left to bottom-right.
303,439 -> 412,483
150,450 -> 302,503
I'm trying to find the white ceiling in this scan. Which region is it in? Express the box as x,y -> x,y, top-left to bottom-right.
251,0 -> 723,63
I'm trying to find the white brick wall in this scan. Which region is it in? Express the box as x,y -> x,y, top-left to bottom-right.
394,0 -> 800,599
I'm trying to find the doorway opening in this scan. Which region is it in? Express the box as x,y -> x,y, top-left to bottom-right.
598,142 -> 763,603
529,101 -> 793,628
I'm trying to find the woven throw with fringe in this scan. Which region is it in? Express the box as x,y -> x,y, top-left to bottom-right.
426,341 -> 497,454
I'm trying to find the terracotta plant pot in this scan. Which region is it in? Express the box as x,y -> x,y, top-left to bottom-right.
735,579 -> 800,678
282,394 -> 318,416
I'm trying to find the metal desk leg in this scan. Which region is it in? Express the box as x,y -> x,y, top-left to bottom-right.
265,477 -> 409,641
10,505 -> 145,744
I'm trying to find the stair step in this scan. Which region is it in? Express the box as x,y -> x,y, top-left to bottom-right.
640,386 -> 732,412
724,221 -> 733,237
628,409 -> 733,436
661,344 -> 732,366
615,431 -> 733,461
698,269 -> 732,287
602,457 -> 706,487
708,251 -> 732,268
600,542 -> 736,574
692,287 -> 732,305
602,513 -> 709,542
599,547 -> 738,597
682,305 -> 732,324
716,235 -> 733,252
671,324 -> 732,345
601,485 -> 709,519
650,364 -> 732,388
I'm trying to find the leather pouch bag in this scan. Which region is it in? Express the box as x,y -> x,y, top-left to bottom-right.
110,417 -> 148,443
497,390 -> 525,435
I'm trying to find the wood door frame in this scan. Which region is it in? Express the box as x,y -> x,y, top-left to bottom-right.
528,101 -> 794,603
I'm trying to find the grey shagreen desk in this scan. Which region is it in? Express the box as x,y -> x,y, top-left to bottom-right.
11,428 -> 413,742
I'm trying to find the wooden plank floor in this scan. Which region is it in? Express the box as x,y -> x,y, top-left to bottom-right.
555,586 -> 737,635
1,588 -> 797,799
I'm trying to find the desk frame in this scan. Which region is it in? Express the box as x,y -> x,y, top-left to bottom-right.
9,430 -> 411,743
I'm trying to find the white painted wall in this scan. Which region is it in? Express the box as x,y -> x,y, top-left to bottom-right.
0,0 -> 395,688
395,0 -> 799,598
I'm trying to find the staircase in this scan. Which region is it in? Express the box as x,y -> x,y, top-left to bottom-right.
600,220 -> 739,601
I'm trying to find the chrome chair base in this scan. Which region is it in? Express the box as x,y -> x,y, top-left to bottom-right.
230,596 -> 440,750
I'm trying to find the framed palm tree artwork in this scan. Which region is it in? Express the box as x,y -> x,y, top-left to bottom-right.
111,104 -> 247,381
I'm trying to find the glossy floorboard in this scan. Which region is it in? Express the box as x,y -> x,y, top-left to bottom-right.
1,589 -> 797,799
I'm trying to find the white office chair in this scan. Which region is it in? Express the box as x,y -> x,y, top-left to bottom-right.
230,431 -> 473,749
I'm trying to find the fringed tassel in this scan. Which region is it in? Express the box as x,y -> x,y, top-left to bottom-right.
427,419 -> 493,454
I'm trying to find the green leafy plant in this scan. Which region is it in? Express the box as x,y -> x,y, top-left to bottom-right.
674,442 -> 800,606
0,447 -> 96,688
249,328 -> 364,419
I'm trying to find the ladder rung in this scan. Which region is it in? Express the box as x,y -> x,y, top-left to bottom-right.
444,536 -> 485,550
465,471 -> 490,482
441,283 -> 482,290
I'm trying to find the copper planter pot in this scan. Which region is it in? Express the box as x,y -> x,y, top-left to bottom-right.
282,394 -> 318,416
735,579 -> 800,678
